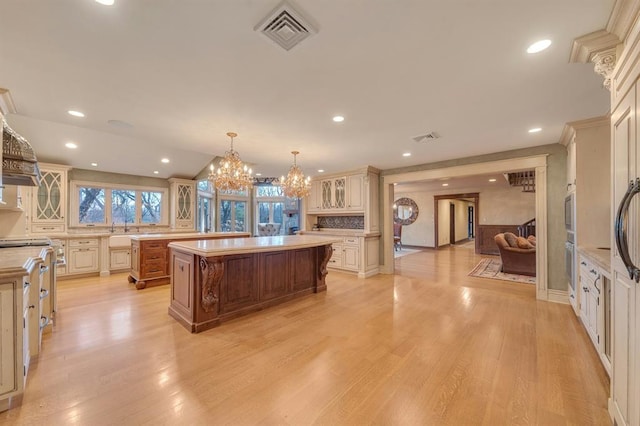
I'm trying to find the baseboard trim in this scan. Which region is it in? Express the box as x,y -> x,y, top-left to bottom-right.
358,268 -> 380,278
547,289 -> 569,304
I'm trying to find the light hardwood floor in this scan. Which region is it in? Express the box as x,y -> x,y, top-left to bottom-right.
1,244 -> 611,425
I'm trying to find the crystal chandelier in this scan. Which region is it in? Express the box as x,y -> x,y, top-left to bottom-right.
208,132 -> 253,191
280,151 -> 311,198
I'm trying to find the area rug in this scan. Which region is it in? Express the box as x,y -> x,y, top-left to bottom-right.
468,258 -> 536,285
394,248 -> 421,258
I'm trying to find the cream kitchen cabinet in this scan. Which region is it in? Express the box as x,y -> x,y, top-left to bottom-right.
169,178 -> 196,231
110,248 -> 131,271
67,238 -> 100,275
307,181 -> 322,212
0,273 -> 27,412
311,232 -> 379,277
321,177 -> 347,210
328,236 -> 360,272
30,163 -> 70,234
346,174 -> 364,211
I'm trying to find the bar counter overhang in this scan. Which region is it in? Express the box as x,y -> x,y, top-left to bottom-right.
167,235 -> 341,333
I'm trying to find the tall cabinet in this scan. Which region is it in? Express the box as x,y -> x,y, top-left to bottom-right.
610,19 -> 640,426
169,178 -> 196,231
30,163 -> 70,234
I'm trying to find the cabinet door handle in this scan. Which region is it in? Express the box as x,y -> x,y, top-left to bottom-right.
40,288 -> 49,299
79,248 -> 90,252
615,178 -> 640,282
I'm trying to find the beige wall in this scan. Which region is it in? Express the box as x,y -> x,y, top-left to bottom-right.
396,185 -> 534,248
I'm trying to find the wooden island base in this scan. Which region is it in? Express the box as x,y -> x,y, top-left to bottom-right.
168,240 -> 334,333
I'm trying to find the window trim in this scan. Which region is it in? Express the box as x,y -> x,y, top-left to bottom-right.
69,180 -> 169,228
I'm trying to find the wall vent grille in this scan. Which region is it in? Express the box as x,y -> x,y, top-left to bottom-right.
254,1 -> 317,51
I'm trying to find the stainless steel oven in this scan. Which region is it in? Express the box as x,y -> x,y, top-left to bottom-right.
565,193 -> 575,231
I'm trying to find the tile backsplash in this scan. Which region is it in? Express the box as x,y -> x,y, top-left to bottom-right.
317,216 -> 364,230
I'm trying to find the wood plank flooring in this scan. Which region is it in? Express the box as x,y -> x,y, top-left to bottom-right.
0,244 -> 611,425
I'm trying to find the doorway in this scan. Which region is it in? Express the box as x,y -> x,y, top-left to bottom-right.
449,203 -> 455,246
434,193 -> 479,251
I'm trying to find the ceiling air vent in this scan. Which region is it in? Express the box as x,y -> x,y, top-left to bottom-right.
254,1 -> 317,51
412,132 -> 440,143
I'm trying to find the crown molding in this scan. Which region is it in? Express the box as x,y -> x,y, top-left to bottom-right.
569,30 -> 621,63
607,0 -> 640,43
0,88 -> 17,116
560,115 -> 610,146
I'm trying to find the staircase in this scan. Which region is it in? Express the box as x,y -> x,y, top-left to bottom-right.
518,218 -> 536,238
506,170 -> 535,192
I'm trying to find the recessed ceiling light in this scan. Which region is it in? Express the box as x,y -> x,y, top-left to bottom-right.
528,127 -> 542,133
153,170 -> 159,174
161,158 -> 170,163
68,110 -> 85,118
393,183 -> 398,186
91,162 -> 98,167
332,116 -> 344,123
442,183 -> 449,187
402,153 -> 411,157
65,142 -> 78,149
95,0 -> 115,5
527,39 -> 551,54
255,173 -> 262,176
489,178 -> 497,182
318,169 -> 325,173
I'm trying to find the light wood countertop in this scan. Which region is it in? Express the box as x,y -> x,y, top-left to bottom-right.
130,232 -> 250,241
169,235 -> 341,257
577,246 -> 611,274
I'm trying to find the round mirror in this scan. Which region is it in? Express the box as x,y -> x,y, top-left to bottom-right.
393,197 -> 419,225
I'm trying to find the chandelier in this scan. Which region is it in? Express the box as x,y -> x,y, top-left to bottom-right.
280,151 -> 311,198
208,132 -> 253,191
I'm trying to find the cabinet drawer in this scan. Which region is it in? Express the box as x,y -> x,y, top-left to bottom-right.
578,255 -> 599,279
32,224 -> 65,233
69,238 -> 99,248
141,261 -> 167,278
141,250 -> 166,263
141,241 -> 168,250
343,237 -> 359,245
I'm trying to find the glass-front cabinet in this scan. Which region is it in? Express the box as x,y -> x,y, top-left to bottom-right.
321,177 -> 346,210
31,163 -> 71,234
169,178 -> 196,230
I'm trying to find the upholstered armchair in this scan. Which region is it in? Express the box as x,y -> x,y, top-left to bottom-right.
258,223 -> 281,236
493,232 -> 536,276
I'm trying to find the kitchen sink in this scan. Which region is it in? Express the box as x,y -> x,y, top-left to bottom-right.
109,235 -> 132,248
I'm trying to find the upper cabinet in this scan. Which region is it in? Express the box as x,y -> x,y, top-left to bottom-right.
30,163 -> 70,234
566,136 -> 577,192
305,167 -> 380,232
169,178 -> 196,230
321,177 -> 346,210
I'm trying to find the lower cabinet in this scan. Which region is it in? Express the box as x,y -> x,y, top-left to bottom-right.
577,251 -> 612,376
110,248 -> 131,271
0,274 -> 27,411
67,239 -> 100,275
317,233 -> 380,277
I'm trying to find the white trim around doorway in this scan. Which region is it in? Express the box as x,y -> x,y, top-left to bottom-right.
382,155 -> 551,301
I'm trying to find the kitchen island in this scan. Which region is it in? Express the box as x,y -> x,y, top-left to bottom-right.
168,235 -> 340,333
128,232 -> 250,289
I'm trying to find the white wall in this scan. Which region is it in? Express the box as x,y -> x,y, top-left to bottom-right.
396,184 -> 535,248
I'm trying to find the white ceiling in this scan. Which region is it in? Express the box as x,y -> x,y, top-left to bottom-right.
0,0 -> 613,180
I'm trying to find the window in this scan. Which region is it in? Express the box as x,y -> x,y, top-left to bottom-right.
254,185 -> 300,235
197,179 -> 214,232
141,191 -> 162,224
78,187 -> 106,224
219,200 -> 247,232
111,189 -> 136,224
70,181 -> 168,228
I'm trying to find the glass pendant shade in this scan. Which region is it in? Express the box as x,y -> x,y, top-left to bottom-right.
207,132 -> 253,191
280,151 -> 311,199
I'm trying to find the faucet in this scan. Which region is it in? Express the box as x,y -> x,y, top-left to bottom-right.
110,222 -> 115,233
124,217 -> 129,233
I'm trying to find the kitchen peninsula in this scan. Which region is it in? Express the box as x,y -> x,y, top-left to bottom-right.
128,232 -> 250,289
168,235 -> 340,333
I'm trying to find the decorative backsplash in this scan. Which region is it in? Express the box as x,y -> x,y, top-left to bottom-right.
317,216 -> 364,229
